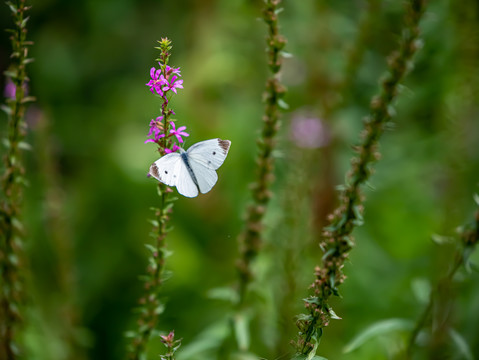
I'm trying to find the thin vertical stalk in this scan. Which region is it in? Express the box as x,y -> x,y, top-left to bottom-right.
128,38 -> 182,360
236,0 -> 287,307
0,1 -> 34,358
406,206 -> 479,359
129,186 -> 173,360
293,0 -> 426,356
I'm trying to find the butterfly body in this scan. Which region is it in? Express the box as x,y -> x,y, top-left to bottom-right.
149,138 -> 231,198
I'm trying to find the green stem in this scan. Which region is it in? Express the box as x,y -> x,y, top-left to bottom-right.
1,1 -> 33,358
406,208 -> 479,358
236,0 -> 287,308
293,0 -> 426,355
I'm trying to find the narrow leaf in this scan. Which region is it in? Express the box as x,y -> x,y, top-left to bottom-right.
449,328 -> 473,360
233,313 -> 250,351
280,51 -> 293,58
473,193 -> 479,206
327,306 -> 342,320
277,98 -> 289,110
18,141 -> 32,151
431,233 -> 455,245
1,105 -> 12,116
343,318 -> 414,353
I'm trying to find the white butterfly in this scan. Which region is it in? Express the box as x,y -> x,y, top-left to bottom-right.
149,138 -> 231,198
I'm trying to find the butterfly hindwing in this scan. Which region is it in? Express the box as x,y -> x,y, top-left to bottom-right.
186,138 -> 231,170
188,160 -> 218,194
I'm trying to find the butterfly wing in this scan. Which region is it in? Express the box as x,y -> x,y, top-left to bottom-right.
149,153 -> 199,197
175,160 -> 199,198
187,139 -> 231,170
187,138 -> 231,194
188,160 -> 218,194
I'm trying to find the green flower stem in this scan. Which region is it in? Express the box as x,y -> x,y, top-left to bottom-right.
293,0 -> 426,355
129,186 -> 174,360
236,0 -> 287,307
406,206 -> 479,359
128,38 -> 178,360
0,1 -> 34,358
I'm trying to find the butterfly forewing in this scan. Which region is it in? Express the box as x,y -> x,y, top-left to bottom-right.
187,139 -> 231,170
149,153 -> 182,186
175,160 -> 199,198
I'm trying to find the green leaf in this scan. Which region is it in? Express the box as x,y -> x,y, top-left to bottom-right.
280,51 -> 293,58
1,105 -> 12,116
327,306 -> 342,320
144,244 -> 157,254
352,205 -> 364,226
22,58 -> 35,65
178,318 -> 230,359
233,313 -> 250,351
277,98 -> 289,110
20,16 -> 30,29
20,96 -> 36,103
411,277 -> 431,304
7,2 -> 17,13
303,297 -> 319,305
473,193 -> 479,206
431,233 -> 455,245
18,141 -> 32,151
343,318 -> 414,353
207,287 -> 239,304
449,328 -> 474,360
154,303 -> 165,315
322,247 -> 336,261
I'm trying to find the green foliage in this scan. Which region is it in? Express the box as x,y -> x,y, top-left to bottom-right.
1,0 -> 479,360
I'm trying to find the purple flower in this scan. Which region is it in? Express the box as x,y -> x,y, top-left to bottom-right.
4,79 -> 28,99
162,74 -> 183,94
146,67 -> 167,95
165,144 -> 180,154
164,65 -> 181,77
169,122 -> 189,143
290,116 -> 330,149
145,116 -> 165,144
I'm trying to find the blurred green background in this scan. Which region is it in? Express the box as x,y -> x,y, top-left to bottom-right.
1,0 -> 479,359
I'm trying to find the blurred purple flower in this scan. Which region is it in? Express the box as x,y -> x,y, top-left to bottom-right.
169,122 -> 189,143
290,116 -> 330,149
146,67 -> 167,95
4,78 -> 28,99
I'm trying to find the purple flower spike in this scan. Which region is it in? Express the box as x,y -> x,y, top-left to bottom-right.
169,122 -> 189,143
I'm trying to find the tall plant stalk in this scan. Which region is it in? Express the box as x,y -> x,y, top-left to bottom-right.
0,1 -> 34,358
127,38 -> 184,360
236,0 -> 287,307
406,202 -> 479,359
293,0 -> 426,356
